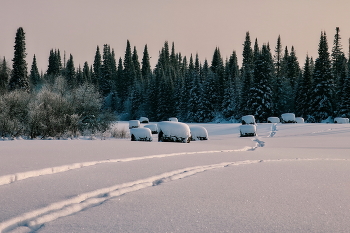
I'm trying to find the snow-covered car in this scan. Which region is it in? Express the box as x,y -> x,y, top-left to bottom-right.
334,117 -> 349,124
239,124 -> 256,137
139,117 -> 149,124
143,124 -> 158,134
242,115 -> 256,125
267,117 -> 280,123
190,125 -> 209,141
168,117 -> 178,122
295,117 -> 304,123
281,113 -> 296,123
129,120 -> 140,129
157,121 -> 191,143
130,128 -> 152,141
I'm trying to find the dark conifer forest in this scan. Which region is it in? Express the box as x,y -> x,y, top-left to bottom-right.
1,27 -> 350,138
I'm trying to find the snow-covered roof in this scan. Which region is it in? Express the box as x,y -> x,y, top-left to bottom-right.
129,120 -> 140,128
130,128 -> 152,141
242,115 -> 256,124
281,113 -> 295,121
239,124 -> 256,133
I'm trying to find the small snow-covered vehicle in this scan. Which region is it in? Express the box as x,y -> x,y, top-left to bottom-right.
144,124 -> 158,134
157,121 -> 191,143
239,125 -> 256,137
295,117 -> 304,123
130,128 -> 153,141
267,117 -> 280,123
139,117 -> 149,124
129,120 -> 140,129
190,125 -> 209,141
334,117 -> 349,124
281,113 -> 296,123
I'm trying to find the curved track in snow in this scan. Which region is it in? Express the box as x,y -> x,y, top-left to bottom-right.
1,157 -> 348,233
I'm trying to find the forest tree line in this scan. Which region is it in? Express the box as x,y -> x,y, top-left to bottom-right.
1,27 -> 350,137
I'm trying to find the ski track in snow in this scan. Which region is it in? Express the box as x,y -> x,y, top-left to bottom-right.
1,157 -> 348,233
0,146 -> 256,187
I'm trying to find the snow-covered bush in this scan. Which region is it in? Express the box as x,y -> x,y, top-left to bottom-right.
144,124 -> 158,134
129,120 -> 140,129
168,117 -> 178,122
334,117 -> 349,124
295,117 -> 304,123
242,115 -> 256,125
267,117 -> 280,123
190,125 -> 209,141
281,113 -> 296,123
130,128 -> 152,142
157,121 -> 191,143
240,125 -> 256,137
139,117 -> 149,124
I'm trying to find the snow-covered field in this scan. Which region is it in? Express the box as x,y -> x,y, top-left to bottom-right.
1,122 -> 350,233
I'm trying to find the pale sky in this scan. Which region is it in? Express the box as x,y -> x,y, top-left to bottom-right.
1,0 -> 350,72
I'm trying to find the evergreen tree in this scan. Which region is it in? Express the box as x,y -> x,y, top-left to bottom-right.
248,44 -> 274,122
47,49 -> 61,77
66,54 -> 76,89
141,44 -> 152,82
132,46 -> 142,83
29,54 -> 41,87
100,44 -> 113,96
240,32 -> 254,116
92,46 -> 102,87
123,40 -> 135,100
0,57 -> 10,93
210,47 -> 225,111
273,35 -> 284,115
336,53 -> 350,117
83,61 -> 91,83
9,27 -> 29,91
309,31 -> 334,122
295,55 -> 313,118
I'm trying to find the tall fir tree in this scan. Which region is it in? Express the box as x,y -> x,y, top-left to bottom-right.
309,31 -> 334,122
295,55 -> 313,118
336,53 -> 350,117
66,54 -> 76,89
9,27 -> 29,91
123,40 -> 136,101
29,54 -> 41,88
240,32 -> 254,116
82,61 -> 91,83
0,57 -> 10,93
273,35 -> 284,115
92,46 -> 102,87
248,44 -> 274,122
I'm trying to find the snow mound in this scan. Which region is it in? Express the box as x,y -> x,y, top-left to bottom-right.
130,128 -> 152,141
190,125 -> 209,141
295,117 -> 304,123
242,115 -> 256,125
239,125 -> 256,137
168,117 -> 178,122
267,117 -> 280,123
139,117 -> 149,124
157,121 -> 191,143
143,124 -> 158,134
281,113 -> 296,123
129,120 -> 140,129
334,117 -> 349,124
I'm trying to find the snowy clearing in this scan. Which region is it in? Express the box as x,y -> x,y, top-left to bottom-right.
1,122 -> 350,233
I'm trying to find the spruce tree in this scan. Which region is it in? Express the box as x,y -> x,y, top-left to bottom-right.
240,32 -> 254,116
123,40 -> 135,100
9,27 -> 29,91
29,54 -> 41,87
92,46 -> 102,87
248,44 -> 274,122
0,57 -> 10,93
273,35 -> 284,115
309,31 -> 334,122
295,55 -> 313,118
100,44 -> 113,96
83,61 -> 91,83
66,54 -> 76,89
336,53 -> 350,117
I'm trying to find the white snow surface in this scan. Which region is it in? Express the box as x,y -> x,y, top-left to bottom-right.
239,124 -> 257,134
1,122 -> 350,232
296,117 -> 305,123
